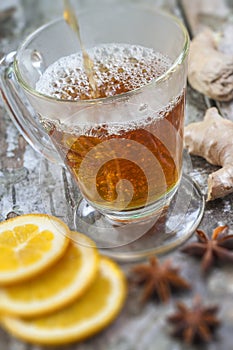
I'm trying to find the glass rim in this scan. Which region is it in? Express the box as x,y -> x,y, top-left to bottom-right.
14,4 -> 190,105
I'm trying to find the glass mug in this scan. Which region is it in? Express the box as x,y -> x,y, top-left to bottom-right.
0,4 -> 204,259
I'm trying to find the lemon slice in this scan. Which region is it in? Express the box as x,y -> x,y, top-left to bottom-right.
1,257 -> 127,346
0,233 -> 99,317
0,214 -> 69,285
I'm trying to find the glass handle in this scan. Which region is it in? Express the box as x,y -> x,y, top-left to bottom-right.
0,52 -> 62,164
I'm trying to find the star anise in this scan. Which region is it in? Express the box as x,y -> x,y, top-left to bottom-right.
181,225 -> 233,273
131,256 -> 190,303
167,296 -> 220,344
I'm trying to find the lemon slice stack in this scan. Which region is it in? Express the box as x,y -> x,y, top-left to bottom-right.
0,214 -> 126,346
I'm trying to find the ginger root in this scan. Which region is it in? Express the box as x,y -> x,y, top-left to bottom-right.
188,29 -> 233,101
184,107 -> 233,201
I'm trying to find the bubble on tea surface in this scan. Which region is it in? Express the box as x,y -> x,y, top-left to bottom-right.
36,44 -> 172,101
35,43 -> 184,138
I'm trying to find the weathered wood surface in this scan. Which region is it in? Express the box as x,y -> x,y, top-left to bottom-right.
0,1 -> 233,350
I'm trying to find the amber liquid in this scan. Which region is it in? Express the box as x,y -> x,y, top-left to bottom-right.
49,96 -> 183,211
37,44 -> 185,212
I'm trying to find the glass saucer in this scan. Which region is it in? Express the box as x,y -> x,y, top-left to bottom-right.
73,174 -> 205,261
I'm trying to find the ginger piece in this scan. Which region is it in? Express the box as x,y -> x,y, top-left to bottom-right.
188,29 -> 233,101
184,107 -> 233,200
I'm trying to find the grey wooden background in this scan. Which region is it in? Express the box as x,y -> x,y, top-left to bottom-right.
0,0 -> 233,349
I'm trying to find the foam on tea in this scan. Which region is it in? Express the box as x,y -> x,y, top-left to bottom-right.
36,44 -> 171,100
